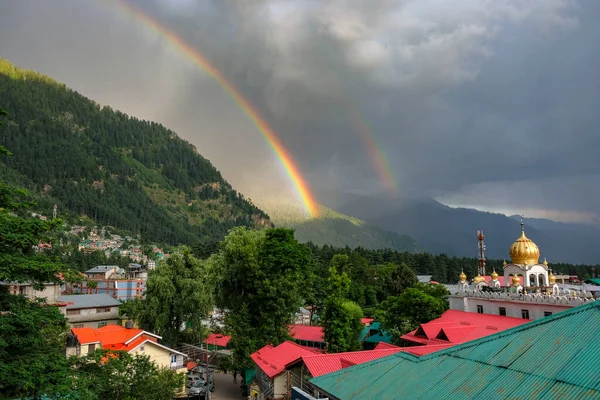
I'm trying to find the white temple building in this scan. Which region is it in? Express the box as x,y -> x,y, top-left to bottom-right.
449,222 -> 597,321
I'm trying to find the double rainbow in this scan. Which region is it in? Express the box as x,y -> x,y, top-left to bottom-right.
106,0 -> 320,218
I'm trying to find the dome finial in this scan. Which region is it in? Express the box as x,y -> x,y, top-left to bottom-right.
521,215 -> 525,232
543,258 -> 548,267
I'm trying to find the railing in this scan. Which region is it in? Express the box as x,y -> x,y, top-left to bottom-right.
170,361 -> 185,370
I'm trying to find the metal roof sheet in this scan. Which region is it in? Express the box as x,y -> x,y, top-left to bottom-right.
311,300 -> 600,400
58,294 -> 121,309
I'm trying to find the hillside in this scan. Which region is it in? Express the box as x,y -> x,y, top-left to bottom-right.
0,58 -> 270,245
252,196 -> 418,251
323,191 -> 600,265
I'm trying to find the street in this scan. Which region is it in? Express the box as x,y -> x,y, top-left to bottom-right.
210,372 -> 244,400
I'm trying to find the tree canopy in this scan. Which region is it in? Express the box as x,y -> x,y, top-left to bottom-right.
136,246 -> 213,347
210,227 -> 311,369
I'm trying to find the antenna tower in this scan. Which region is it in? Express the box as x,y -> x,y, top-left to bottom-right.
477,230 -> 486,276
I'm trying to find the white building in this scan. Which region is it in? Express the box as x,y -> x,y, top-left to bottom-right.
449,223 -> 597,321
57,294 -> 121,329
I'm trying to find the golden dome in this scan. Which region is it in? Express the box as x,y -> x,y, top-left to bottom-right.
512,274 -> 521,285
459,271 -> 467,282
509,229 -> 540,265
503,259 -> 507,267
549,272 -> 556,284
491,270 -> 499,280
473,274 -> 486,283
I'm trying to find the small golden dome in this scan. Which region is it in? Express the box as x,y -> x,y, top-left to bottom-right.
473,274 -> 486,283
503,259 -> 507,267
509,229 -> 540,265
543,258 -> 548,267
459,271 -> 467,282
491,270 -> 499,280
512,274 -> 521,285
549,272 -> 556,284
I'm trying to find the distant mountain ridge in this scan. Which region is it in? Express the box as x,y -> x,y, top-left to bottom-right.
251,196 -> 419,252
320,191 -> 600,265
0,57 -> 270,245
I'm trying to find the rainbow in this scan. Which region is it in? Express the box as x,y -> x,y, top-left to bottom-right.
348,108 -> 398,194
102,0 -> 319,217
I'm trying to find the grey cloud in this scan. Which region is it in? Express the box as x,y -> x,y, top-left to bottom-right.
1,0 -> 598,221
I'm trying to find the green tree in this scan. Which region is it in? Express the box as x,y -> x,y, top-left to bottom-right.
322,256 -> 364,353
384,262 -> 418,297
210,227 -> 311,369
0,291 -> 71,398
0,178 -> 73,398
375,286 -> 449,344
70,349 -> 184,400
137,246 -> 213,347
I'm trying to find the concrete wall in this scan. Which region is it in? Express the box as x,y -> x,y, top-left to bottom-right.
449,296 -> 572,320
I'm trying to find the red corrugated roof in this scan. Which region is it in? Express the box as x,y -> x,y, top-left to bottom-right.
303,345 -> 455,377
289,324 -> 325,343
361,318 -> 374,325
251,341 -> 320,378
303,349 -> 405,377
481,275 -> 525,286
204,333 -> 230,348
374,342 -> 400,350
401,310 -> 529,346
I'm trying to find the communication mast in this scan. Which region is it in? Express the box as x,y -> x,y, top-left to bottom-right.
477,230 -> 486,276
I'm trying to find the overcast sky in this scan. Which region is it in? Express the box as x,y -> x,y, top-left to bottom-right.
0,0 -> 598,222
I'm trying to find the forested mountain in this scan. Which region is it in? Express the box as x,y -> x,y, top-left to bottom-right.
0,58 -> 270,245
322,191 -> 600,265
252,196 -> 418,252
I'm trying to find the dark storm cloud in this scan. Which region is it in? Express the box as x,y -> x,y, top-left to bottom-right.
0,0 -> 598,221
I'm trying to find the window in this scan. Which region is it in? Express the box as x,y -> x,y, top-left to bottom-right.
544,311 -> 552,317
97,321 -> 108,328
521,309 -> 530,319
139,345 -> 145,352
476,305 -> 483,314
72,323 -> 84,328
88,344 -> 96,352
499,307 -> 506,316
67,309 -> 81,316
96,307 -> 111,313
171,355 -> 177,363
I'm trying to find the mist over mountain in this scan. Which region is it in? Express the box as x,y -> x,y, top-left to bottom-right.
319,191 -> 600,265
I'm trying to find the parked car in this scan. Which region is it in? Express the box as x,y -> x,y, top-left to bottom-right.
187,375 -> 202,388
188,379 -> 214,397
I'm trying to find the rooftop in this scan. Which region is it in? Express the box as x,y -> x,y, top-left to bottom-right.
71,324 -> 186,356
204,333 -> 230,348
401,309 -> 529,346
251,341 -> 320,378
58,294 -> 121,309
311,301 -> 600,400
85,265 -> 119,274
289,324 -> 324,343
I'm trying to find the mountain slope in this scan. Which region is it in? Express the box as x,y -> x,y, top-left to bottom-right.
0,58 -> 270,245
324,192 -> 600,264
252,197 -> 418,251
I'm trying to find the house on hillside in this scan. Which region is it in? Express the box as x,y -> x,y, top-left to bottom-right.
57,294 -> 121,329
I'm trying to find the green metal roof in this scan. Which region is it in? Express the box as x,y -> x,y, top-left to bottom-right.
311,300 -> 600,400
585,278 -> 600,285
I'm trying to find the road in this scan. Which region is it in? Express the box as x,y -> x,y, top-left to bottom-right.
210,372 -> 244,400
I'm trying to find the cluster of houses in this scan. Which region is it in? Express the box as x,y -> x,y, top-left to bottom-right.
76,227 -> 169,264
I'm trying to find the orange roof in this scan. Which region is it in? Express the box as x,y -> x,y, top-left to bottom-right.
303,349 -> 405,377
71,324 -> 162,352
